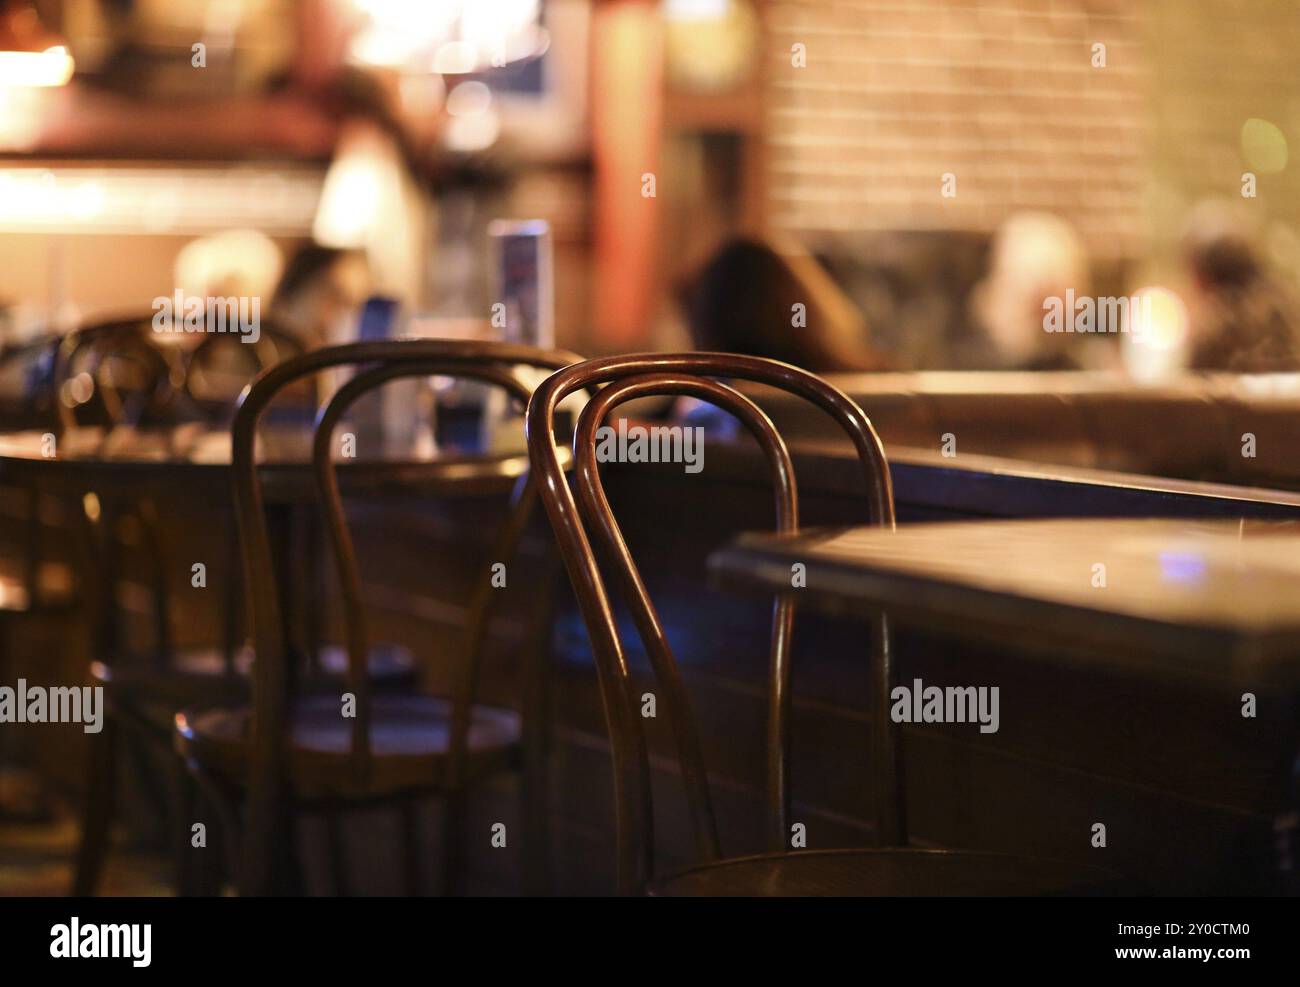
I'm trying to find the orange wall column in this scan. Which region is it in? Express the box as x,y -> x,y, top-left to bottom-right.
590,0 -> 663,350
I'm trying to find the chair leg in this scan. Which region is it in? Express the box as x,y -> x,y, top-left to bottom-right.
399,800 -> 421,896
192,798 -> 231,896
239,774 -> 303,895
519,556 -> 559,895
520,750 -> 551,896
519,668 -> 553,896
179,755 -> 240,895
325,807 -> 351,896
72,712 -> 119,896
441,790 -> 467,896
171,755 -> 220,896
123,719 -> 170,837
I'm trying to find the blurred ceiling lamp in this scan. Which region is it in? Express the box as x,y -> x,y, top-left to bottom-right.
443,79 -> 499,152
309,122 -> 410,252
349,0 -> 547,76
313,125 -> 391,248
0,2 -> 73,88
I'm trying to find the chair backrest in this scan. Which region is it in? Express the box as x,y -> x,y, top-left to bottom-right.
184,319 -> 308,423
0,335 -> 62,431
525,352 -> 896,895
311,358 -> 552,783
53,317 -> 182,431
231,339 -> 582,891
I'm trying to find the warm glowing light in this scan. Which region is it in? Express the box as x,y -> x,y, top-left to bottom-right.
313,134 -> 387,248
1240,118 -> 1288,174
0,171 -> 105,226
0,45 -> 73,87
312,122 -> 413,264
446,80 -> 492,117
348,0 -> 544,74
175,230 -> 283,301
460,1 -> 539,51
1131,286 -> 1188,351
0,87 -> 43,149
663,0 -> 732,21
1123,285 -> 1189,383
444,109 -> 501,152
431,41 -> 478,75
441,81 -> 499,150
664,0 -> 757,91
0,167 -> 322,233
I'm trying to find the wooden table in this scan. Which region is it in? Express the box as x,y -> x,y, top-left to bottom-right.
709,517 -> 1300,891
710,517 -> 1300,688
0,425 -> 537,505
0,425 -> 548,656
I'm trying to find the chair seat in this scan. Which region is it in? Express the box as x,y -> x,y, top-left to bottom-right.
648,848 -> 1122,897
94,641 -> 416,706
94,643 -> 418,744
174,693 -> 521,797
92,660 -> 249,723
170,641 -> 417,686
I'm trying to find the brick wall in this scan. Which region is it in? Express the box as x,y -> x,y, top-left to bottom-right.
764,0 -> 1149,260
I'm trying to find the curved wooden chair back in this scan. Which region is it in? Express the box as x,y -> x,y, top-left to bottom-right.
525,353 -> 896,895
185,320 -> 308,422
311,358 -> 553,783
0,336 -> 62,431
54,317 -> 180,431
231,339 -> 581,891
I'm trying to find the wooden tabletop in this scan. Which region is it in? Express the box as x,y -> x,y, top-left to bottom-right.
0,426 -> 541,504
709,518 -> 1300,687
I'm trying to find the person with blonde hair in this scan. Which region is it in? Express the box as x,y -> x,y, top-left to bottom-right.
969,212 -> 1090,370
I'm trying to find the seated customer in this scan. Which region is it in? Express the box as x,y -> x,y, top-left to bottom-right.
679,236 -> 887,373
1183,206 -> 1300,372
270,245 -> 373,350
667,236 -> 884,438
967,211 -> 1088,371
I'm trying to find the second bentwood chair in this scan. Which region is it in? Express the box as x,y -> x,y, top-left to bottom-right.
526,353 -> 1119,896
175,340 -> 581,895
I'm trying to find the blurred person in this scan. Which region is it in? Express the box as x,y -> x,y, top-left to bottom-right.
1183,202 -> 1300,373
968,212 -> 1089,370
678,236 -> 887,373
664,236 -> 884,439
174,230 -> 283,301
269,244 -> 372,349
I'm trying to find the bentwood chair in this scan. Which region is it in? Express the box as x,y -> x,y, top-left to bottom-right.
525,353 -> 1119,896
0,339 -> 79,821
53,316 -> 193,432
61,318 -> 227,894
71,327 -> 441,895
69,319 -> 315,894
174,340 -> 581,895
1,318 -> 183,823
184,321 -> 308,426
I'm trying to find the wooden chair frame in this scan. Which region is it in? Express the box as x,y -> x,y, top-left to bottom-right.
231,339 -> 581,894
525,352 -> 896,895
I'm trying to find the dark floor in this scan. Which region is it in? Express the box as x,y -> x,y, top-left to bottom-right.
0,769 -> 170,896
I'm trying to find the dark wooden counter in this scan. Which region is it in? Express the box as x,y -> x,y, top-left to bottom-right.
743,370 -> 1300,490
